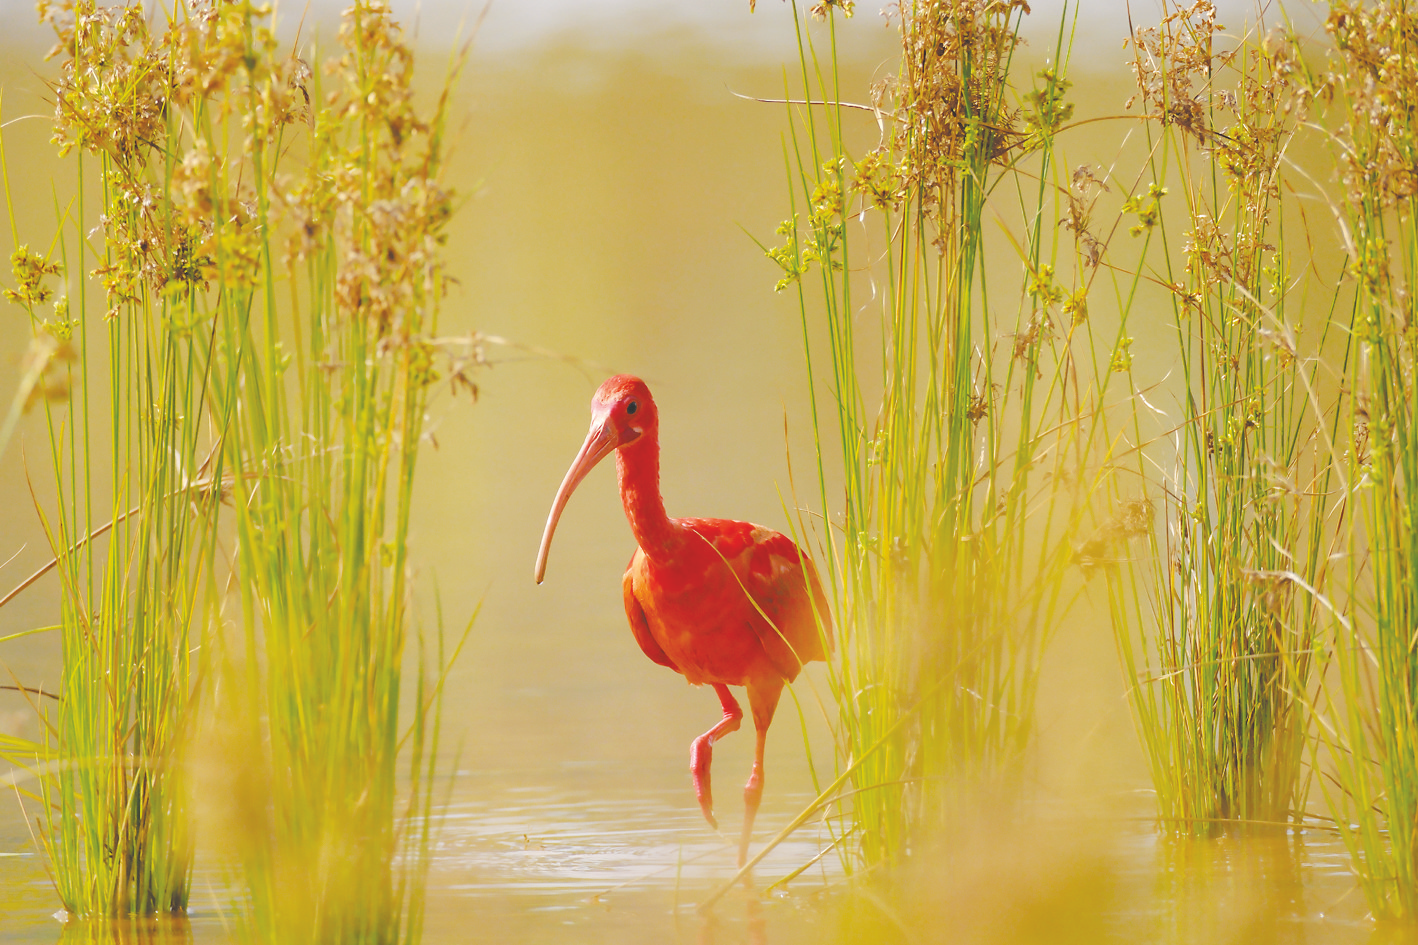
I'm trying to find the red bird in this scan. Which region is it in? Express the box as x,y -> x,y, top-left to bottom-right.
535,375 -> 832,868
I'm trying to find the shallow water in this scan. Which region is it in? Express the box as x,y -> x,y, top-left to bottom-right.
0,773 -> 842,944
0,783 -> 1385,944
0,4 -> 1398,943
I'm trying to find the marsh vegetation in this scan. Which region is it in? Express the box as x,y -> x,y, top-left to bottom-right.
0,0 -> 1417,942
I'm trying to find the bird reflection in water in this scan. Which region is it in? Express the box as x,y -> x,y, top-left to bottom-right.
696,893 -> 768,945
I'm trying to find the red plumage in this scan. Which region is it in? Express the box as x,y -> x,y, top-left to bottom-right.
535,375 -> 832,868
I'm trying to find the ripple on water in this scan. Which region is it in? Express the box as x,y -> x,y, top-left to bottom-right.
432,780 -> 841,899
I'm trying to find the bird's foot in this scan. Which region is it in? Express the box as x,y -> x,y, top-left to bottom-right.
690,734 -> 716,829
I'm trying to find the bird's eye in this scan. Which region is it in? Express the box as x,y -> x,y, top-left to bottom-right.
626,401 -> 639,415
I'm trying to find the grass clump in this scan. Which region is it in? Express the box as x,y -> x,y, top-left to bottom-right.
0,0 -> 233,914
1104,0 -> 1332,834
1,0 -> 462,935
767,0 -> 1102,871
1319,0 -> 1418,919
202,3 -> 459,938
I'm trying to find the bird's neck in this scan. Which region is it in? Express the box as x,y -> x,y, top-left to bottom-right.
616,434 -> 680,559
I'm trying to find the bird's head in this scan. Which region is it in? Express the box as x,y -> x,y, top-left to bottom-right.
589,374 -> 658,449
535,375 -> 657,584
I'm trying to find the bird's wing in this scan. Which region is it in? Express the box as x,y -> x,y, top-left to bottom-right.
623,554 -> 680,672
689,520 -> 833,681
793,547 -> 835,656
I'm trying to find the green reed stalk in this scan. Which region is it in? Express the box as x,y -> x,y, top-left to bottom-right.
3,0 -> 457,933
0,0 -> 245,914
1318,0 -> 1418,918
769,0 -> 1095,870
1105,1 -> 1329,834
187,4 -> 457,940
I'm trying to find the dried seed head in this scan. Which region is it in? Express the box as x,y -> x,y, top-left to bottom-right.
1075,497 -> 1155,573
1325,0 -> 1418,210
3,246 -> 62,307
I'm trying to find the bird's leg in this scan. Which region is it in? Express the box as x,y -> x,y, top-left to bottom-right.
691,683 -> 742,830
740,678 -> 784,869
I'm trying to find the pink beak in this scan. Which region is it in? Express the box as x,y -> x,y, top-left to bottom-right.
535,421 -> 617,584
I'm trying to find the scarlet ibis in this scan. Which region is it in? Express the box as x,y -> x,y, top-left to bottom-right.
534,375 -> 832,868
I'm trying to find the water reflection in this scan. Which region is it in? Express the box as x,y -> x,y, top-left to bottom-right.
432,781 -> 836,894
1154,831 -> 1306,944
56,918 -> 194,945
1372,923 -> 1418,945
412,773 -> 839,944
695,895 -> 768,945
1146,827 -> 1373,945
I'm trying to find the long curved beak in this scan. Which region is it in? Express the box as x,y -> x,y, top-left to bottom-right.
535,421 -> 617,584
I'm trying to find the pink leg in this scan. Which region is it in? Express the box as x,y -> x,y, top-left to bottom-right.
691,683 -> 742,830
740,678 -> 784,869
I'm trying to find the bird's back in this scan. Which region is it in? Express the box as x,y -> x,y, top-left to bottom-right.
624,518 -> 833,686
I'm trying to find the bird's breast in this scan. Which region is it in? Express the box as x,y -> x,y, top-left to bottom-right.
629,547 -> 780,686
